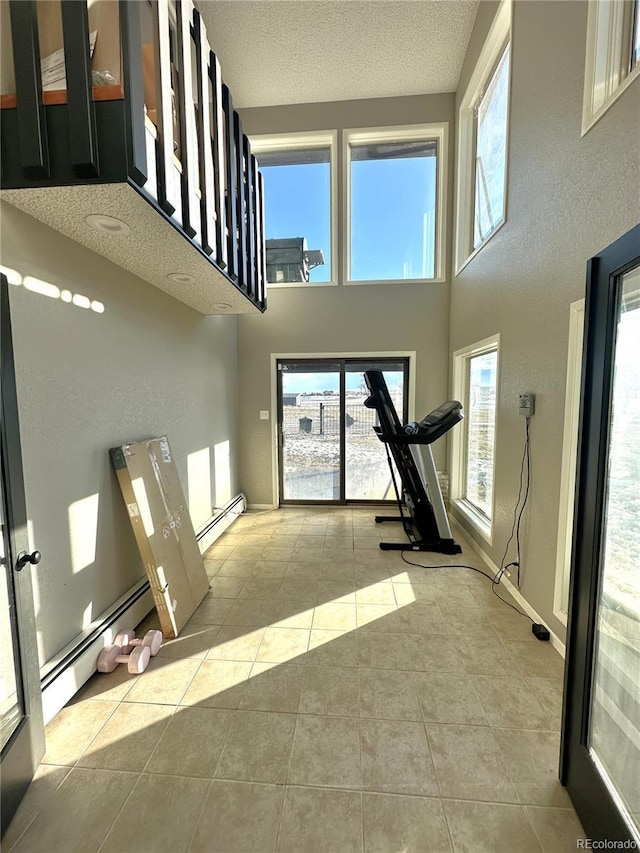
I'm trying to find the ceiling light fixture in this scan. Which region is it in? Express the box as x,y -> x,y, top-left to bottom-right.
214,302 -> 231,311
85,214 -> 130,236
167,273 -> 196,284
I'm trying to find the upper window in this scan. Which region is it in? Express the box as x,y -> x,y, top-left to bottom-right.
450,334 -> 500,542
251,132 -> 336,286
582,0 -> 640,134
344,125 -> 448,283
455,1 -> 511,273
473,44 -> 510,250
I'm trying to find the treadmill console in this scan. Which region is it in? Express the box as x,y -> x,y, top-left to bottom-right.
404,401 -> 463,444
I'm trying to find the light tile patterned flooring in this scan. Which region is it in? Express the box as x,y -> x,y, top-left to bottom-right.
5,508 -> 586,852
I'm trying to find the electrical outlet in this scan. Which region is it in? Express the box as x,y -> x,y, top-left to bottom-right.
259,410 -> 269,420
519,392 -> 535,417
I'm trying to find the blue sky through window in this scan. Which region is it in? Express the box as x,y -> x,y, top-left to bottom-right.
261,161 -> 331,283
350,154 -> 437,281
258,136 -> 438,285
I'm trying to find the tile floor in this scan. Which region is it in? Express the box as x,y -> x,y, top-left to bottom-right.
5,508 -> 586,852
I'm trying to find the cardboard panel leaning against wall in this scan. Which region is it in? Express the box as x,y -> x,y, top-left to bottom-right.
111,437 -> 210,638
0,201 -> 240,667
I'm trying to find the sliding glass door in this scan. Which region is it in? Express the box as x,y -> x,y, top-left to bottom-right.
561,225 -> 640,844
277,358 -> 408,504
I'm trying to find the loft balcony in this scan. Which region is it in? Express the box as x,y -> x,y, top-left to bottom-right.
0,0 -> 267,315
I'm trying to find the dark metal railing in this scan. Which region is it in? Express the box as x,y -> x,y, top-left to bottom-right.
1,0 -> 266,312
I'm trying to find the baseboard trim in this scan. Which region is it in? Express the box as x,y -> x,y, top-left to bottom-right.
453,524 -> 566,659
246,503 -> 277,511
40,579 -> 153,724
196,493 -> 247,553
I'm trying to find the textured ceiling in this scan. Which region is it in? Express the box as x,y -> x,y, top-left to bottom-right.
197,0 -> 479,108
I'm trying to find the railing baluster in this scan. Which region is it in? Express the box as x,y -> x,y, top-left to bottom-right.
222,84 -> 238,282
257,170 -> 267,308
120,0 -> 147,188
209,51 -> 227,271
245,143 -> 257,300
8,0 -> 50,176
176,0 -> 198,240
234,112 -> 248,292
193,10 -> 214,256
152,0 -> 178,216
60,0 -> 99,177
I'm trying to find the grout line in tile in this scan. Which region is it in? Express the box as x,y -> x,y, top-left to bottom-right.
183,777 -> 214,853
95,769 -> 143,853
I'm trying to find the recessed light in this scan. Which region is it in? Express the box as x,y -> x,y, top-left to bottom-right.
85,214 -> 130,236
167,273 -> 196,284
214,302 -> 231,311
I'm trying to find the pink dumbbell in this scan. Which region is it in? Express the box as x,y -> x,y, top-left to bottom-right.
114,629 -> 163,657
97,643 -> 151,674
96,629 -> 163,675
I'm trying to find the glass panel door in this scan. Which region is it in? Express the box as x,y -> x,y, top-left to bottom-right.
277,358 -> 409,504
345,361 -> 407,500
588,268 -> 640,837
0,480 -> 21,750
561,225 -> 640,845
278,362 -> 342,502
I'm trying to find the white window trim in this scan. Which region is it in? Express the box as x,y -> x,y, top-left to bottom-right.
269,351 -> 417,507
450,333 -> 501,544
553,299 -> 585,627
454,0 -> 512,275
343,123 -> 448,285
249,130 -> 338,288
582,0 -> 640,136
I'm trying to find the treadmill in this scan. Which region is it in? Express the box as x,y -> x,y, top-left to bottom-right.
364,369 -> 463,554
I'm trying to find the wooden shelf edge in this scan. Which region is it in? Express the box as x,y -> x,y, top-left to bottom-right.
0,84 -> 124,110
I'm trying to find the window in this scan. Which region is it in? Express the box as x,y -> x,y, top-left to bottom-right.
473,44 -> 510,250
455,1 -> 511,273
344,124 -> 448,283
582,0 -> 640,134
554,299 -> 585,626
250,132 -> 336,286
451,335 -> 500,541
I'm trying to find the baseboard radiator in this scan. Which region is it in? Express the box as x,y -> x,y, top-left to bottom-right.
40,493 -> 246,724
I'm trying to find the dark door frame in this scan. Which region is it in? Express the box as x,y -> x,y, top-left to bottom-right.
276,356 -> 410,506
1,274 -> 45,836
560,224 -> 640,843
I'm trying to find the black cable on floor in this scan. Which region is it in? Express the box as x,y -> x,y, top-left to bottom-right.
400,551 -> 533,621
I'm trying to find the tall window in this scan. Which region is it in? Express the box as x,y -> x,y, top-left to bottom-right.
473,44 -> 510,250
582,0 -> 640,134
455,1 -> 511,272
251,132 -> 336,285
345,125 -> 448,283
451,335 -> 500,540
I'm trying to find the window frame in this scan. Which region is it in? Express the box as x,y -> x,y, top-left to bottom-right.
450,333 -> 501,543
454,0 -> 512,275
582,0 -> 640,136
553,299 -> 585,627
343,123 -> 449,286
249,130 -> 338,288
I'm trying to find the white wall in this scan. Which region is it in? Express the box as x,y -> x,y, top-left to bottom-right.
450,0 -> 640,641
1,202 -> 240,666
